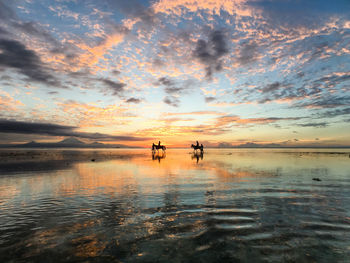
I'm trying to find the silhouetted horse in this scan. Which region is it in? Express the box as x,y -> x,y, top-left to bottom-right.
152,142 -> 166,152
191,143 -> 204,153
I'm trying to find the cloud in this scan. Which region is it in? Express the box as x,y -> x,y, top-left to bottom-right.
157,77 -> 174,87
260,82 -> 281,93
194,30 -> 228,79
155,76 -> 192,106
249,0 -> 350,29
237,40 -> 259,65
153,0 -> 252,17
163,111 -> 223,116
155,76 -> 187,94
12,21 -> 60,47
0,27 -> 9,36
0,119 -> 147,141
0,2 -> 16,21
0,92 -> 24,113
163,96 -> 179,107
106,0 -> 157,26
0,38 -> 59,86
57,100 -> 135,128
75,27 -> 128,69
297,96 -> 350,109
297,122 -> 328,128
99,78 -> 126,96
126,97 -> 142,103
318,107 -> 350,118
205,96 -> 216,103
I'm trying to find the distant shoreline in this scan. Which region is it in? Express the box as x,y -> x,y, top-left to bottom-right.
1,146 -> 350,149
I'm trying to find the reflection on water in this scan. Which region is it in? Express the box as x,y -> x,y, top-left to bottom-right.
152,151 -> 166,163
0,148 -> 349,262
192,151 -> 204,163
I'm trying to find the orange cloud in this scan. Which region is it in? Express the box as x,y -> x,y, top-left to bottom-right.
57,100 -> 135,129
163,111 -> 224,116
153,0 -> 252,17
75,32 -> 125,70
0,91 -> 24,112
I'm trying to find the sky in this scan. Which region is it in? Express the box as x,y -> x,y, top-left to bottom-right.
0,0 -> 349,147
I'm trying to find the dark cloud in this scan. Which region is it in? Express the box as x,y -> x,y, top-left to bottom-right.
152,58 -> 165,68
0,1 -> 16,21
194,30 -> 228,79
318,107 -> 350,118
0,38 -> 59,86
238,40 -> 259,65
257,82 -> 297,104
155,76 -> 189,97
157,77 -> 174,87
163,97 -> 179,107
297,96 -> 350,109
261,82 -> 281,93
0,27 -> 9,36
100,78 -> 126,96
297,72 -> 305,78
254,79 -> 325,105
112,70 -> 121,75
297,122 -> 328,128
12,22 -> 60,47
126,97 -> 141,103
312,72 -> 350,88
249,0 -> 350,29
205,96 -> 216,103
0,119 -> 147,141
164,87 -> 185,94
105,0 -> 157,27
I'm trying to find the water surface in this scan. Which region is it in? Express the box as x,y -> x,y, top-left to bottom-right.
0,148 -> 349,262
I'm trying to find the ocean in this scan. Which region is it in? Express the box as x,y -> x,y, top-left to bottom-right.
0,148 -> 349,262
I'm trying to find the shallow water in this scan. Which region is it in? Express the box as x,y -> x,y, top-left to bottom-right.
0,148 -> 349,262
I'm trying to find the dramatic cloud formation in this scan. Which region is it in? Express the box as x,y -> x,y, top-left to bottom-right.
0,39 -> 59,86
194,30 -> 228,79
0,0 -> 349,146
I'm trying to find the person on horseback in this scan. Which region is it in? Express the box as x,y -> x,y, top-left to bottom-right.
196,141 -> 199,147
